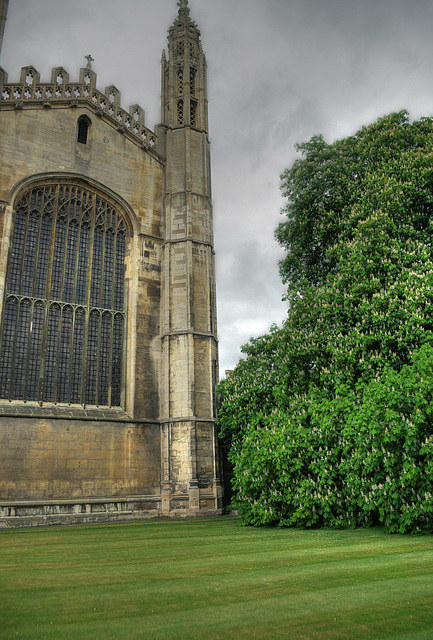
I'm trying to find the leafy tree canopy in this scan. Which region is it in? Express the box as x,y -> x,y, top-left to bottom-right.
218,111 -> 433,533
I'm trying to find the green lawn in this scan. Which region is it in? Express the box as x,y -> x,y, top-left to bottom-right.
1,517 -> 432,639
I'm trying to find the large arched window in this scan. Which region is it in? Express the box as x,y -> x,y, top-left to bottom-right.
0,182 -> 129,407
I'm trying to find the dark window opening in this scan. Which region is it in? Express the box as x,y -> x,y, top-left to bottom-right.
190,68 -> 197,97
177,99 -> 184,126
190,100 -> 198,127
77,116 -> 91,145
177,68 -> 184,95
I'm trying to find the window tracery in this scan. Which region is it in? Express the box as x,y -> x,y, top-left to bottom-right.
0,183 -> 128,407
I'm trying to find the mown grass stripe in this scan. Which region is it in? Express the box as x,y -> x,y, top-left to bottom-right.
1,517 -> 432,639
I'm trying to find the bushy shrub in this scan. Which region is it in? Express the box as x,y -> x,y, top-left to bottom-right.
218,112 -> 433,533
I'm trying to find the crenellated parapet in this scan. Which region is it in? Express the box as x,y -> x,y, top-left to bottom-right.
0,65 -> 159,154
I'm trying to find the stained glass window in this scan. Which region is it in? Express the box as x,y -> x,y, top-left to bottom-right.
0,183 -> 128,407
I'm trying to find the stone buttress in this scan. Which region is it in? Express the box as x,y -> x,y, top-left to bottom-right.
159,1 -> 221,515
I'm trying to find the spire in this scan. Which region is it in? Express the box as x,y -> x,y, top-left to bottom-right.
0,0 -> 9,60
171,0 -> 198,36
162,0 -> 207,131
177,0 -> 190,20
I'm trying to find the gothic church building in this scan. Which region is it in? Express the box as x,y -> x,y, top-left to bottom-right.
0,0 -> 221,526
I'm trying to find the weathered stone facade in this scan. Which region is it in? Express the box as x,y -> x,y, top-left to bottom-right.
0,0 -> 221,527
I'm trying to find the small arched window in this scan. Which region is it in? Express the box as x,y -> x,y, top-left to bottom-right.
77,115 -> 91,145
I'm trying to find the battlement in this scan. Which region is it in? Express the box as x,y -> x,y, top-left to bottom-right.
0,65 -> 158,152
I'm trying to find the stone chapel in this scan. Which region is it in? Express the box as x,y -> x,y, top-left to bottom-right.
0,0 -> 221,526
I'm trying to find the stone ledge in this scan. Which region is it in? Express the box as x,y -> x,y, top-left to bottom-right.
0,402 -> 157,424
0,495 -> 161,508
0,496 -> 162,524
0,512 -> 161,529
0,497 -> 222,528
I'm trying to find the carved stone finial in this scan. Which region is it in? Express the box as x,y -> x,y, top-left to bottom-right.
177,0 -> 189,10
85,54 -> 94,69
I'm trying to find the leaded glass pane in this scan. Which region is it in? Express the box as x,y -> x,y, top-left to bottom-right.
70,308 -> 85,404
114,234 -> 125,311
112,314 -> 124,406
99,313 -> 112,406
86,310 -> 100,405
0,298 -> 18,398
63,221 -> 78,303
21,213 -> 39,296
103,231 -> 114,309
44,303 -> 60,402
90,226 -> 103,307
51,218 -> 66,301
26,302 -> 45,401
35,215 -> 52,298
13,299 -> 31,400
57,306 -> 73,403
76,225 -> 89,304
7,210 -> 26,293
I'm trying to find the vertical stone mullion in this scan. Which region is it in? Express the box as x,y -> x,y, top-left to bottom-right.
107,312 -> 114,407
94,310 -> 102,406
52,303 -> 64,404
120,279 -> 127,408
67,306 -> 76,405
80,307 -> 89,406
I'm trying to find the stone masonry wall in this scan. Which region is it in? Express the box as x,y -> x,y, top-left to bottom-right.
0,417 -> 161,500
0,103 -> 164,421
0,97 -> 165,509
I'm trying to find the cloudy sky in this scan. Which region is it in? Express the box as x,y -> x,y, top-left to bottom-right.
1,0 -> 433,375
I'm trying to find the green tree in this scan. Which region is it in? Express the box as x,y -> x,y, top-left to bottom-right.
218,111 -> 433,532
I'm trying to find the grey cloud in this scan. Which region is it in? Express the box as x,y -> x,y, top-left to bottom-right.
2,0 -> 433,375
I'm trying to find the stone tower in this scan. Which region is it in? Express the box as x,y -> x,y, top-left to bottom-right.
0,0 -> 8,58
159,0 -> 220,513
0,0 -> 221,526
